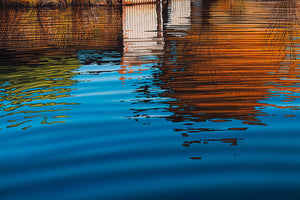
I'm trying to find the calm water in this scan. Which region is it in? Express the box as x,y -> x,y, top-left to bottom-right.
1,0 -> 300,199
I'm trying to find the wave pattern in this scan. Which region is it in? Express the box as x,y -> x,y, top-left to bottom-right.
1,1 -> 300,200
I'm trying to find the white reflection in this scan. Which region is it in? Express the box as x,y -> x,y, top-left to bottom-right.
167,0 -> 191,31
122,4 -> 164,66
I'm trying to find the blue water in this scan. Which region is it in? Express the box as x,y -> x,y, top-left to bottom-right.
1,1 -> 300,199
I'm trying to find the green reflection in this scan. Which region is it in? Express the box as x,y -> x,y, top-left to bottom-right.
0,6 -> 122,131
0,54 -> 80,131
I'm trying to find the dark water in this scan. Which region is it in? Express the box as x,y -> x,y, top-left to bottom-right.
1,0 -> 300,199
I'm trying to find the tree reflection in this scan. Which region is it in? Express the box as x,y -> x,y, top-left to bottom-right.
130,0 -> 300,152
0,6 -> 123,131
0,53 -> 80,131
155,0 -> 300,124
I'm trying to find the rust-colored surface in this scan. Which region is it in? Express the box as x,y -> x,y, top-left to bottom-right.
158,0 -> 300,124
0,7 -> 122,51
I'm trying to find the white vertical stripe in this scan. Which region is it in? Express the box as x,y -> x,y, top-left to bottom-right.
122,4 -> 164,65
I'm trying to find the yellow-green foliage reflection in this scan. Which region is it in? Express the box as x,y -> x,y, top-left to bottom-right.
0,54 -> 80,130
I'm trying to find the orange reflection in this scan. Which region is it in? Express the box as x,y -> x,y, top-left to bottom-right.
158,0 -> 300,125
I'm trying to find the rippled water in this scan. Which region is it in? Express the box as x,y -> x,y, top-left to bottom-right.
1,0 -> 300,199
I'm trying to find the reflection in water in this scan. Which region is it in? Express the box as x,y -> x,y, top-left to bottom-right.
0,7 -> 122,50
0,6 -> 122,131
0,0 -> 299,147
121,4 -> 164,83
155,0 -> 300,124
0,1 -> 300,199
222,0 -> 244,15
182,138 -> 243,147
130,0 -> 300,151
0,54 -> 80,130
166,0 -> 191,33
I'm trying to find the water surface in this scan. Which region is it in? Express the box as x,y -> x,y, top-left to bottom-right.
1,0 -> 300,199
